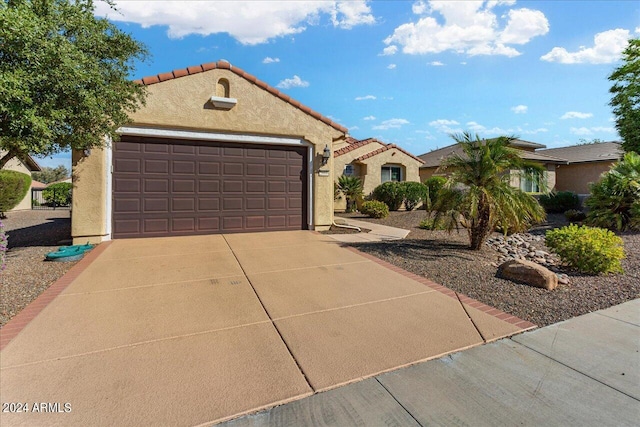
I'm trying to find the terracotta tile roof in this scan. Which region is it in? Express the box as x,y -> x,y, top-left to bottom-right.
134,60 -> 348,134
345,136 -> 359,144
538,141 -> 623,163
334,138 -> 423,163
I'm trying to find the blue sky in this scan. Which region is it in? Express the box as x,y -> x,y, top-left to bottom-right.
40,0 -> 639,169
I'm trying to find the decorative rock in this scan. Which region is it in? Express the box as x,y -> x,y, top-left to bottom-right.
497,259 -> 558,290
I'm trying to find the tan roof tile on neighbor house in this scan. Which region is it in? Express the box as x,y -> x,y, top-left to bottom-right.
538,141 -> 623,163
134,60 -> 348,134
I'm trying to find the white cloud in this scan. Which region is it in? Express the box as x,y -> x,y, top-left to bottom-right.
384,1 -> 549,57
511,105 -> 528,114
387,63 -> 397,69
355,95 -> 377,101
262,57 -> 280,64
519,127 -> 548,135
561,111 -> 593,120
466,121 -> 511,135
349,125 -> 360,131
95,1 -> 374,44
373,118 -> 410,130
570,126 -> 616,136
429,119 -> 462,134
429,61 -> 445,66
570,127 -> 593,136
541,29 -> 631,64
591,126 -> 615,133
276,75 -> 309,89
381,45 -> 398,56
363,116 -> 376,121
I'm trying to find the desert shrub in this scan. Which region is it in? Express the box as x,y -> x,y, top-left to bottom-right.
0,220 -> 7,270
401,182 -> 427,211
423,176 -> 446,210
42,182 -> 72,207
419,216 -> 447,230
585,152 -> 640,232
564,209 -> 586,222
545,225 -> 625,274
0,170 -> 31,216
360,200 -> 389,218
372,182 -> 405,211
539,191 -> 580,213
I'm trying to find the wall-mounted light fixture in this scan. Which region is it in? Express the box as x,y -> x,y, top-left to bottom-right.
322,145 -> 331,166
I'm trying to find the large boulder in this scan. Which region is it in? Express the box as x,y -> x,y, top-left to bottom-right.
497,259 -> 558,290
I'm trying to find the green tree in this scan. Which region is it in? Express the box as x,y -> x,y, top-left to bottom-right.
433,133 -> 546,250
32,165 -> 69,184
609,38 -> 640,154
0,170 -> 31,216
336,175 -> 363,213
0,0 -> 148,168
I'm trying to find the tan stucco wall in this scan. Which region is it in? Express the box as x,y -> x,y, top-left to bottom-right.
72,148 -> 109,244
1,152 -> 33,211
419,167 -> 437,182
333,146 -> 421,211
72,68 -> 345,241
554,162 -> 613,195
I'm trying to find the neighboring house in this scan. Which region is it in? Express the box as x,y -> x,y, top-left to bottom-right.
537,142 -> 623,195
418,139 -> 567,193
333,137 -> 423,211
0,150 -> 42,211
71,60 -> 349,243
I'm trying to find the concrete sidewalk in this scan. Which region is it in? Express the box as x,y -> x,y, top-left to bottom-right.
327,218 -> 410,242
222,299 -> 640,426
0,231 -> 532,427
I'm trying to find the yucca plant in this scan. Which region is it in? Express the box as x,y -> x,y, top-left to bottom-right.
433,132 -> 546,250
336,175 -> 363,213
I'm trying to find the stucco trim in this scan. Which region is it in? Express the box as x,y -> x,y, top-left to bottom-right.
114,126 -> 315,234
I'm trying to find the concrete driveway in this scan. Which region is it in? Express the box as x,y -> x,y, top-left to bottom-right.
1,231 -> 532,426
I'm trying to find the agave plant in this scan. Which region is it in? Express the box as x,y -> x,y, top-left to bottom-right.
432,132 -> 546,250
586,152 -> 640,231
336,175 -> 363,213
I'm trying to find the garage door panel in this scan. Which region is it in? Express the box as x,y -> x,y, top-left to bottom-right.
113,136 -> 307,238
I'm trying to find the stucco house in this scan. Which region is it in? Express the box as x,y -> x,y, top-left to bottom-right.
0,150 -> 42,211
418,139 -> 568,193
71,60 -> 350,243
333,137 -> 423,211
537,141 -> 623,195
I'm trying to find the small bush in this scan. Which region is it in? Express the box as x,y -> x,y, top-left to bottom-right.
0,220 -> 7,270
360,200 -> 389,218
0,170 -> 31,216
419,217 -> 447,230
372,182 -> 405,211
564,209 -> 586,222
545,225 -> 625,274
401,182 -> 427,211
539,191 -> 580,213
43,182 -> 72,207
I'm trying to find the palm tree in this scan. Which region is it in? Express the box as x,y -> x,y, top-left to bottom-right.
337,175 -> 363,213
433,132 -> 546,250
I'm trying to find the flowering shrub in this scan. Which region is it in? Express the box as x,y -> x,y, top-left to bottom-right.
0,220 -> 7,270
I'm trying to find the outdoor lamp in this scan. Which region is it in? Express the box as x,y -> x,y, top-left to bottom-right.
322,145 -> 331,165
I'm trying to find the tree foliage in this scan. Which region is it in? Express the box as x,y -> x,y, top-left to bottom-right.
336,175 -> 363,213
432,132 -> 546,250
0,169 -> 31,216
32,165 -> 69,183
0,0 -> 148,168
609,38 -> 640,154
42,181 -> 72,206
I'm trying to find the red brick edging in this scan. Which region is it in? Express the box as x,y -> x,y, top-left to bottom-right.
344,246 -> 537,333
0,241 -> 112,351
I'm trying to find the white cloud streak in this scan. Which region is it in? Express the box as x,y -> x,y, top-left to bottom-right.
276,75 -> 309,89
541,29 -> 631,64
561,111 -> 593,120
262,57 -> 280,64
511,105 -> 528,114
373,118 -> 410,130
355,95 -> 377,101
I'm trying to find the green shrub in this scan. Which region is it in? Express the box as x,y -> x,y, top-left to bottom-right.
539,191 -> 580,213
401,182 -> 427,211
372,182 -> 405,211
423,176 -> 446,211
564,209 -> 586,222
0,170 -> 31,216
545,225 -> 625,274
419,217 -> 447,230
42,182 -> 72,207
360,200 -> 389,218
585,152 -> 640,232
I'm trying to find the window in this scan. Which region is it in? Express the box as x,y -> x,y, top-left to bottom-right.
381,165 -> 402,182
520,170 -> 544,193
343,164 -> 354,176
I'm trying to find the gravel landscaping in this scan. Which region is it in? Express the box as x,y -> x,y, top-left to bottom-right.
1,209 -> 76,328
338,211 -> 640,327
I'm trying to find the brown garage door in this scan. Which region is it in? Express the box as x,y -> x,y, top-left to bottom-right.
112,135 -> 308,238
